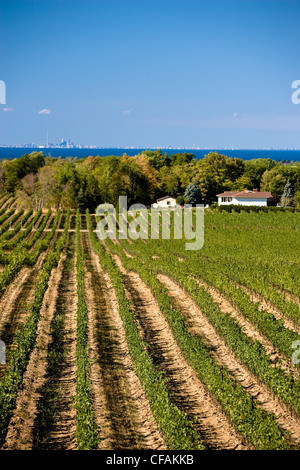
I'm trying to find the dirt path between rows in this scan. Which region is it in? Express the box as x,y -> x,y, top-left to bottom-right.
112,254 -> 249,450
0,229 -> 60,377
0,211 -> 32,246
193,276 -> 300,380
82,232 -> 165,450
279,290 -> 300,309
31,233 -> 78,450
2,242 -> 68,449
238,283 -> 300,336
0,209 -> 22,232
157,273 -> 300,446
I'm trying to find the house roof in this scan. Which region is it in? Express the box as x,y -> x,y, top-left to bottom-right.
156,195 -> 176,201
216,190 -> 273,199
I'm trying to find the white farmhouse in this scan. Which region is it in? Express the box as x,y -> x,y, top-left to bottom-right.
154,196 -> 178,208
217,189 -> 273,207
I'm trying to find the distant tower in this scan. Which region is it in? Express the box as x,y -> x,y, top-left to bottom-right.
46,131 -> 49,147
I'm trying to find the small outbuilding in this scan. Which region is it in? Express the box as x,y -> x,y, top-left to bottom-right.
154,196 -> 178,208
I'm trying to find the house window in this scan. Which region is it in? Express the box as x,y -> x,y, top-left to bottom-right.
221,197 -> 233,202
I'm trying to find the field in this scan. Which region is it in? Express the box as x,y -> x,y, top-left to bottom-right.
0,192 -> 300,450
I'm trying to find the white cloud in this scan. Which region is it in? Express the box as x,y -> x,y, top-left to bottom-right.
2,107 -> 13,112
38,108 -> 51,115
122,109 -> 132,116
233,112 -> 238,118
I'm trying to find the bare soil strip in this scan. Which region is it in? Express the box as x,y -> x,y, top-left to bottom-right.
82,232 -> 165,450
5,213 -> 34,244
279,289 -> 300,309
30,211 -> 44,231
112,213 -> 134,245
238,283 -> 300,336
110,237 -> 133,258
0,197 -> 12,211
44,213 -> 54,230
0,210 -> 19,230
112,254 -> 249,450
0,230 -> 60,377
0,266 -> 34,325
0,265 -> 40,361
193,276 -> 300,380
0,264 -> 39,380
2,245 -> 68,449
158,273 -> 300,445
7,211 -> 24,230
0,250 -> 50,377
31,233 -> 78,450
21,212 -> 35,230
9,199 -> 18,210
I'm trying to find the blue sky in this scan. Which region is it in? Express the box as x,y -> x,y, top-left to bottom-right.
0,0 -> 300,148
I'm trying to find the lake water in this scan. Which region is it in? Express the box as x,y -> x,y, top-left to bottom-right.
0,147 -> 299,162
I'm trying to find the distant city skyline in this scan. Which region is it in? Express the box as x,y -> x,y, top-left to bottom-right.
0,0 -> 300,149
1,139 -> 299,151
0,133 -> 299,151
1,132 -> 299,151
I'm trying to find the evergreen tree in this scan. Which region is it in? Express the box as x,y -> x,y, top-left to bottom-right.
183,180 -> 202,205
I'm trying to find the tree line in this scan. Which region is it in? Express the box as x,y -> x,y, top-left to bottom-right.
0,150 -> 299,212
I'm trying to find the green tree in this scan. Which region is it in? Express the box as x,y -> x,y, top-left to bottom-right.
196,152 -> 244,204
244,158 -> 276,189
158,167 -> 181,198
261,169 -> 286,201
2,152 -> 45,194
183,180 -> 202,205
294,191 -> 300,211
169,152 -> 194,167
142,149 -> 170,169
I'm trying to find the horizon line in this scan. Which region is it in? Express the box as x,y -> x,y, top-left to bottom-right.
0,146 -> 299,151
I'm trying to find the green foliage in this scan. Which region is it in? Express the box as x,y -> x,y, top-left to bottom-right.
294,191 -> 300,210
196,152 -> 245,203
244,158 -> 277,189
0,202 -> 299,450
1,152 -> 300,208
216,204 -> 296,213
87,210 -> 205,450
0,210 -> 70,447
183,180 -> 202,205
106,235 -> 292,450
2,152 -> 45,194
104,209 -> 300,449
74,209 -> 100,450
0,209 -> 58,300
